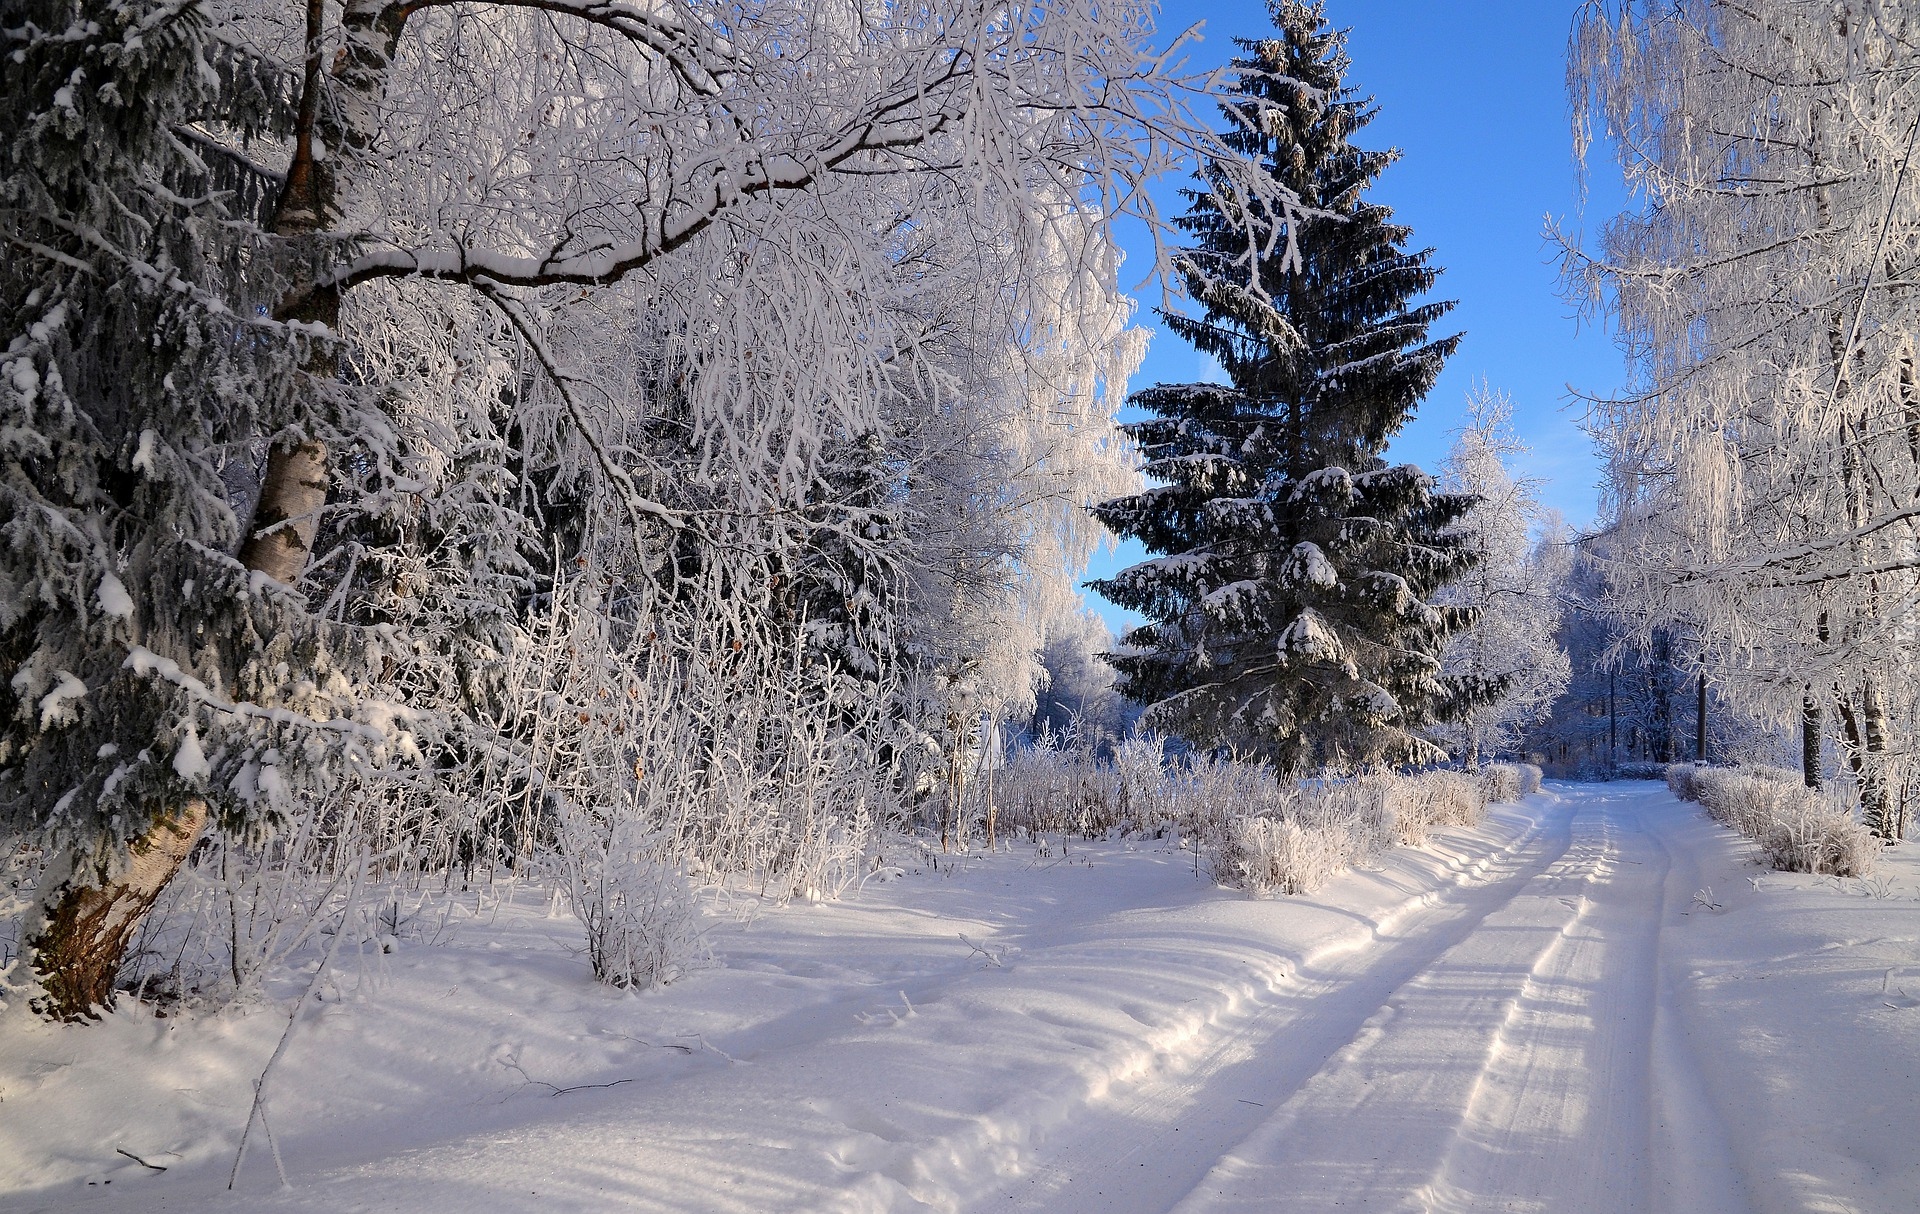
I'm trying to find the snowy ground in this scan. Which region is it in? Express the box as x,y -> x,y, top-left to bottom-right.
2,782 -> 1916,1214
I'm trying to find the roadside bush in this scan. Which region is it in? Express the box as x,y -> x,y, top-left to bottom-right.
557,810 -> 706,990
1207,776 -> 1392,895
1689,765 -> 1877,878
1204,768 -> 1488,893
1480,763 -> 1522,804
1215,816 -> 1350,896
1666,762 -> 1702,801
1389,771 -> 1487,846
997,734 -> 1508,898
1477,762 -> 1541,804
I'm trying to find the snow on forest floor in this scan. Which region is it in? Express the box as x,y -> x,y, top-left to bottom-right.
2,782 -> 1917,1214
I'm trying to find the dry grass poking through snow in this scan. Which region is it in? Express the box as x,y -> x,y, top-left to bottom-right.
1668,763 -> 1878,877
996,740 -> 1542,897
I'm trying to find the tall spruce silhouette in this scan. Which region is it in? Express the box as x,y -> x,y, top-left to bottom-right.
1092,0 -> 1487,771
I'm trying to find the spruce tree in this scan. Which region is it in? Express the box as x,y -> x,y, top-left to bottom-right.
1,0 -> 399,1016
1092,0 -> 1480,772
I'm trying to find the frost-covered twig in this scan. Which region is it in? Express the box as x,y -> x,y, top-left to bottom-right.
228,853 -> 368,1191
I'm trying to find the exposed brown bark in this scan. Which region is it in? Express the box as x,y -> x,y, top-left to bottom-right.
29,802 -> 209,1021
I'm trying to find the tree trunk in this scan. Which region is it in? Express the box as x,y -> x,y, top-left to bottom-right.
1833,685 -> 1887,839
1802,685 -> 1821,790
1862,680 -> 1894,839
28,802 -> 208,1020
1608,670 -> 1617,769
239,438 -> 332,582
1694,666 -> 1708,763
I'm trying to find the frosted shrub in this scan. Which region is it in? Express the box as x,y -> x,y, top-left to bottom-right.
997,731 -> 1120,838
111,786 -> 405,1009
1204,775 -> 1401,895
1113,732 -> 1171,829
999,736 -> 1505,898
1755,800 -> 1879,878
996,729 -> 1182,841
1479,764 -> 1522,804
556,808 -> 705,990
1389,770 -> 1488,845
1691,766 -> 1877,878
1693,769 -> 1779,836
1666,763 -> 1702,802
1468,762 -> 1539,806
1216,816 -> 1351,896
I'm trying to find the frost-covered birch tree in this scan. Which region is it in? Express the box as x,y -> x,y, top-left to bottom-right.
1434,389 -> 1571,768
1565,0 -> 1920,835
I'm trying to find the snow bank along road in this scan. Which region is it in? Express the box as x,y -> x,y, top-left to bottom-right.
4,783 -> 1917,1213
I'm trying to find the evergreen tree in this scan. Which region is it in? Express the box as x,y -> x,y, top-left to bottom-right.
0,0 -> 403,1016
1092,1 -> 1477,772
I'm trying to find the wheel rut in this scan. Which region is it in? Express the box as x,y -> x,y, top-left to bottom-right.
970,795 -> 1581,1214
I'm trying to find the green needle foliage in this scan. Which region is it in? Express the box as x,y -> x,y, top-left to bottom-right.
1093,0 -> 1486,773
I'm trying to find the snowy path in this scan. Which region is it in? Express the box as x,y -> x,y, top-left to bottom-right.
7,783 -> 1918,1213
980,782 -> 1744,1214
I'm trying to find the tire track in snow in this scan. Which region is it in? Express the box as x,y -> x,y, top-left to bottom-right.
954,795 -> 1580,1214
1633,791 -> 1755,1214
1136,786 -> 1746,1214
1414,790 -> 1658,1212
1147,796 -> 1629,1214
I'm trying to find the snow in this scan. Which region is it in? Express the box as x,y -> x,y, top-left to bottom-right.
2,783 -> 1916,1212
170,725 -> 208,783
130,430 -> 158,476
95,574 -> 133,621
1277,608 -> 1342,661
1280,540 -> 1339,589
35,671 -> 86,731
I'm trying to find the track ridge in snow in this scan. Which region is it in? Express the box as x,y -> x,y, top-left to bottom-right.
964,796 -> 1578,1214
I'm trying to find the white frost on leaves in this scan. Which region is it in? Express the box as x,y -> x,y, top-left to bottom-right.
131,428 -> 159,474
1433,387 -> 1571,760
172,723 -> 210,782
96,572 -> 134,620
37,671 -> 86,730
1277,609 -> 1343,662
1568,2 -> 1919,734
1280,542 -> 1339,589
1290,467 -> 1353,502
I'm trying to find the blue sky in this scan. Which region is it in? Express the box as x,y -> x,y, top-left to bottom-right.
1081,0 -> 1630,635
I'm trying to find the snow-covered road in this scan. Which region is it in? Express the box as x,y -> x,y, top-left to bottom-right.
983,782 -> 1745,1214
7,783 -> 1916,1213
